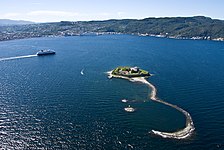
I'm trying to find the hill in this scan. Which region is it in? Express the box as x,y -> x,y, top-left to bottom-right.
94,16 -> 224,40
0,19 -> 34,26
0,16 -> 223,41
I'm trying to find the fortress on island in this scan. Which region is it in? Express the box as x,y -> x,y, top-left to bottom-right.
109,66 -> 151,79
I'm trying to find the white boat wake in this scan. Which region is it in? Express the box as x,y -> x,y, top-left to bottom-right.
0,54 -> 37,61
81,69 -> 84,75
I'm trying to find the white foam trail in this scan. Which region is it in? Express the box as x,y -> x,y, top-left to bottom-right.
81,69 -> 84,75
127,144 -> 134,149
0,54 -> 37,61
107,71 -> 195,139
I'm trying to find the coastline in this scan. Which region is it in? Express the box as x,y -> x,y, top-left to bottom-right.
107,71 -> 195,139
0,32 -> 223,43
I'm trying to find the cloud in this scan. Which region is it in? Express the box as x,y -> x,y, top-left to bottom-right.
0,10 -> 128,22
32,2 -> 41,5
3,13 -> 21,18
27,10 -> 79,17
117,12 -> 125,16
98,12 -> 110,16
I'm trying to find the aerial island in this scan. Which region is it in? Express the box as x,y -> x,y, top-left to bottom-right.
108,66 -> 195,139
108,66 -> 151,79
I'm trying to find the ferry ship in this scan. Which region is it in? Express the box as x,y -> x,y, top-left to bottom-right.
36,50 -> 56,56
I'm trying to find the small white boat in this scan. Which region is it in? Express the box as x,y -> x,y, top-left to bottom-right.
128,144 -> 134,149
124,105 -> 135,112
36,50 -> 55,56
121,99 -> 128,103
81,69 -> 84,75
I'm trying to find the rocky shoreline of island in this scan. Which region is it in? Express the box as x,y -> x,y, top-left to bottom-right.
107,67 -> 195,139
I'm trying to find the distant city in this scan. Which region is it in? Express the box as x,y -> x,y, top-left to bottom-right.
0,16 -> 223,42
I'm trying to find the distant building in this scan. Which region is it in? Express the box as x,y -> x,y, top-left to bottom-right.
130,67 -> 139,73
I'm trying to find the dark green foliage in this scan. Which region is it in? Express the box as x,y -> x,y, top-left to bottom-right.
0,16 -> 223,41
112,66 -> 150,77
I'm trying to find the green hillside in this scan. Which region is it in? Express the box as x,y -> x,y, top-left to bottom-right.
0,16 -> 223,41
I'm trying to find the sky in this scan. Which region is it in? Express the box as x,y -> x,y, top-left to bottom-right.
0,0 -> 223,22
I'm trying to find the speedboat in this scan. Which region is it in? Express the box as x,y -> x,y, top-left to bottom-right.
124,105 -> 135,112
121,99 -> 128,103
36,50 -> 56,56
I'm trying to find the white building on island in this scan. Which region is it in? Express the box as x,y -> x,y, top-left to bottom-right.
130,67 -> 139,73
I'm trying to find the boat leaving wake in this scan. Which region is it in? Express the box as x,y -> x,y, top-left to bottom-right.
81,69 -> 84,75
107,71 -> 195,139
0,54 -> 37,61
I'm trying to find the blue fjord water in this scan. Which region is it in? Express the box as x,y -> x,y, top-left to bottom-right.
0,35 -> 224,149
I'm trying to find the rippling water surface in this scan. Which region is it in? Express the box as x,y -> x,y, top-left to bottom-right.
0,35 -> 224,149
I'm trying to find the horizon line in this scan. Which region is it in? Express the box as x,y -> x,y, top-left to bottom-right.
1,15 -> 223,23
